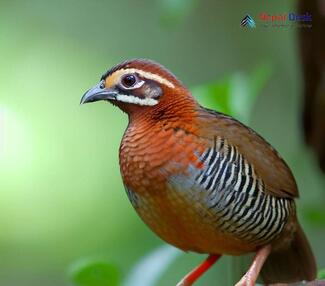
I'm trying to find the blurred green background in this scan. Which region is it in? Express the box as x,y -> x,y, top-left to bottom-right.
0,0 -> 324,285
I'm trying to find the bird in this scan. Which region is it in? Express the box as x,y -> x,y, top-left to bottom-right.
81,59 -> 316,285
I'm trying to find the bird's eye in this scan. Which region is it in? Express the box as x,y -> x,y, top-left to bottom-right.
121,74 -> 137,88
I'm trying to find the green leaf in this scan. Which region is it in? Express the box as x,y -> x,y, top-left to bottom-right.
318,268 -> 325,279
69,259 -> 120,286
191,76 -> 232,114
229,62 -> 272,124
192,62 -> 272,124
123,245 -> 181,286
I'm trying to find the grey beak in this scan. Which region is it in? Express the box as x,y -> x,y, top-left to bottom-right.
80,81 -> 117,104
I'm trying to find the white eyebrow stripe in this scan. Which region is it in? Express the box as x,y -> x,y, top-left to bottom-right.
120,68 -> 175,88
116,94 -> 158,106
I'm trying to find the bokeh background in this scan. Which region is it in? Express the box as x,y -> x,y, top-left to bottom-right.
0,0 -> 324,285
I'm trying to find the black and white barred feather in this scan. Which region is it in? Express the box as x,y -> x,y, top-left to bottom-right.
184,136 -> 294,245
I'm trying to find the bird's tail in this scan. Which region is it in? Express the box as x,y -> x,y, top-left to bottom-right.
261,223 -> 317,284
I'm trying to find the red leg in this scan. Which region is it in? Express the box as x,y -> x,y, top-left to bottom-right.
235,245 -> 272,286
177,254 -> 222,286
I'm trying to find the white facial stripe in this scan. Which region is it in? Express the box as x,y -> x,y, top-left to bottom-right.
116,94 -> 158,106
120,68 -> 175,88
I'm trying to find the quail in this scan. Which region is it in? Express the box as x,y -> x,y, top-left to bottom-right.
81,59 -> 316,286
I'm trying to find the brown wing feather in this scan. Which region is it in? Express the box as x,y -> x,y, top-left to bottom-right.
197,108 -> 298,199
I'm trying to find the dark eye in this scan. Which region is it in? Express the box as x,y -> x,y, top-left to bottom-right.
121,74 -> 137,88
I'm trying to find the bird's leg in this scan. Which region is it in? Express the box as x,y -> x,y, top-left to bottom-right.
177,254 -> 221,286
235,245 -> 272,286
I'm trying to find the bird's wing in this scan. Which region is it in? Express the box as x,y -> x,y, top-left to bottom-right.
196,109 -> 298,199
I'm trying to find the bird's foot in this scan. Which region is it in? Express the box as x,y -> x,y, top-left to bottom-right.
235,273 -> 255,286
176,279 -> 191,286
235,245 -> 271,286
176,254 -> 221,286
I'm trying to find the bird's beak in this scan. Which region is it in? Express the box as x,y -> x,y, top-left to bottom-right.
80,81 -> 117,104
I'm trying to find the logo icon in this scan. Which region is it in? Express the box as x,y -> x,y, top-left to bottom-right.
241,15 -> 256,28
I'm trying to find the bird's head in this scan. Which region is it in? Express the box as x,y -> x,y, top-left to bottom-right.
81,59 -> 197,118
